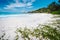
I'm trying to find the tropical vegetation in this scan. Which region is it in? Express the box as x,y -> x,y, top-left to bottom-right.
16,25 -> 60,40
29,0 -> 60,14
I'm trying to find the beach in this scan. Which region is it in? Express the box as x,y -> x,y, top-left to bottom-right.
0,13 -> 58,40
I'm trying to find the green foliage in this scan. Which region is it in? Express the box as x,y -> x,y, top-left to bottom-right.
58,0 -> 60,3
29,0 -> 60,14
48,2 -> 60,12
29,8 -> 49,13
16,25 -> 60,40
15,34 -> 19,40
41,25 -> 60,40
52,10 -> 60,14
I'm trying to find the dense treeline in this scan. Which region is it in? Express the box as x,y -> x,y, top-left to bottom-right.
29,0 -> 60,14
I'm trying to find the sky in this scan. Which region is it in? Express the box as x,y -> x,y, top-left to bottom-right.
0,0 -> 58,13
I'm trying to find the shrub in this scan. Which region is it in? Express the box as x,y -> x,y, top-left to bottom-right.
52,10 -> 60,14
16,25 -> 60,40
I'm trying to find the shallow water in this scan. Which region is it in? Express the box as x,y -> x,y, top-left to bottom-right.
0,13 -> 60,40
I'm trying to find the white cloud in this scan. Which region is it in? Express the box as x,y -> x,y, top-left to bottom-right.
4,0 -> 36,10
27,2 -> 32,6
22,0 -> 35,3
31,0 -> 35,2
4,3 -> 26,9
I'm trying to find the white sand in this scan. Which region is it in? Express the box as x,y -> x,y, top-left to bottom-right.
0,13 -> 53,40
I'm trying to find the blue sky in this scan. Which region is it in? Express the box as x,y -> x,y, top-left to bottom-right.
0,0 -> 58,13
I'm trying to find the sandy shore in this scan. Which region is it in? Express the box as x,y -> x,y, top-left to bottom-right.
0,13 -> 54,40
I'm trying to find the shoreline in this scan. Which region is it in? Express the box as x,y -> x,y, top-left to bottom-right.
0,13 -> 52,17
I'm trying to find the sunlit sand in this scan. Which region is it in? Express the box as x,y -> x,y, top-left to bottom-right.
0,13 -> 56,40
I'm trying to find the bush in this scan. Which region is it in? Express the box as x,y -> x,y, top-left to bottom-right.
52,10 -> 60,14
16,25 -> 60,40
